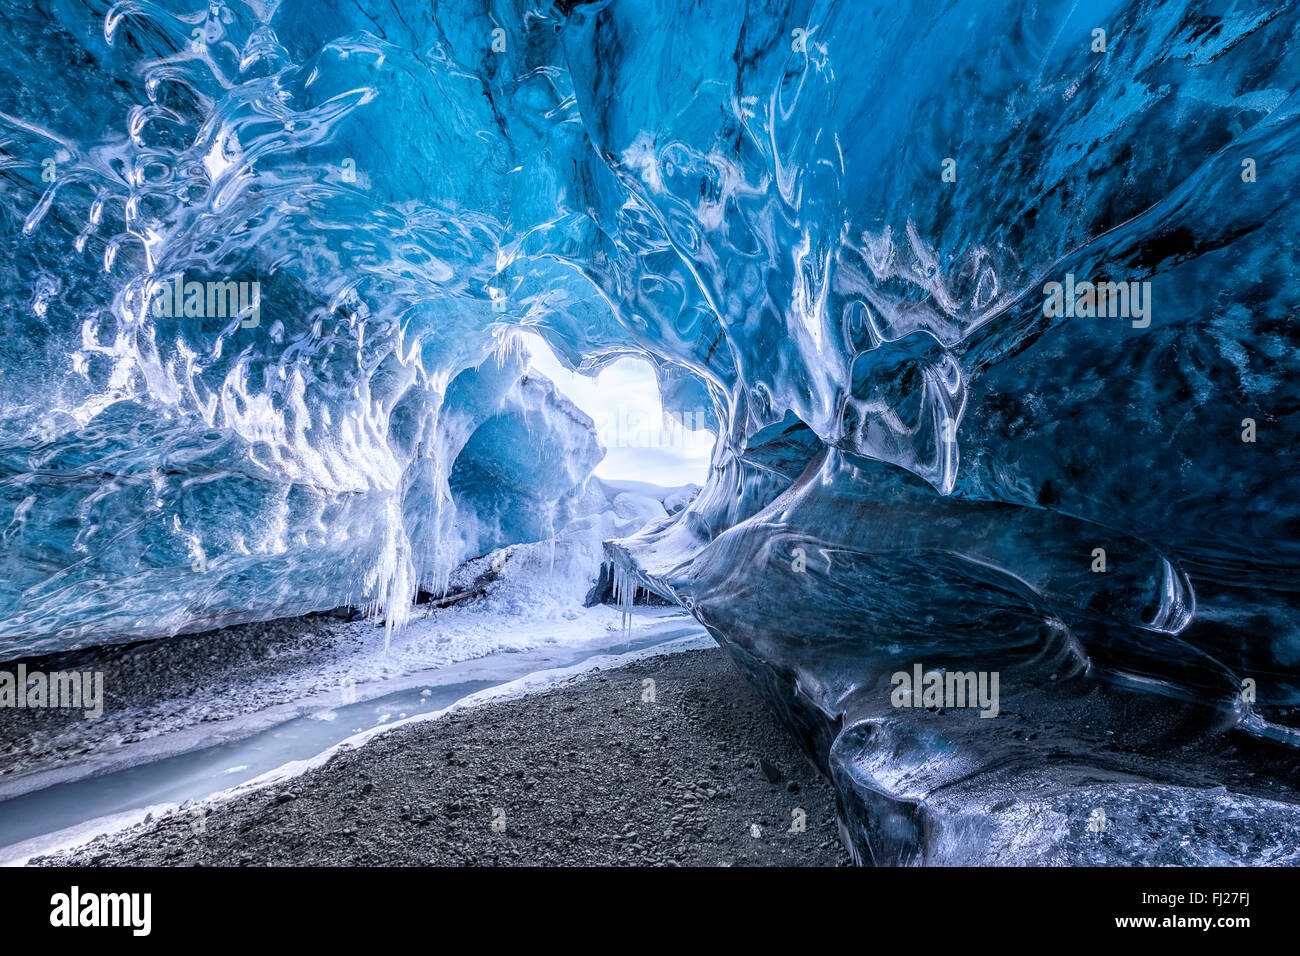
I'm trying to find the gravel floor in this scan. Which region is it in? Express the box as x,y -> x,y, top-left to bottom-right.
33,647 -> 851,866
0,610 -> 372,779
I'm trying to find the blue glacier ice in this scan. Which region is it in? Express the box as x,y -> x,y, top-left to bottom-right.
1,0 -> 1299,864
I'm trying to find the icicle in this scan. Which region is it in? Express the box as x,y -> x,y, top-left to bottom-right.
544,509 -> 556,577
613,563 -> 635,634
490,325 -> 529,369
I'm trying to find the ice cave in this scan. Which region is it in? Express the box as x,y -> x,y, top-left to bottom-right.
0,0 -> 1297,869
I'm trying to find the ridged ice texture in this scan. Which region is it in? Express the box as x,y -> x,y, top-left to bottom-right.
2,0 -> 1299,861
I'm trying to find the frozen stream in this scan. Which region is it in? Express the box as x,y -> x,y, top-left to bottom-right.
0,612 -> 711,864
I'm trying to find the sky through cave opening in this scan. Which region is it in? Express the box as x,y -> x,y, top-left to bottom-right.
522,334 -> 714,488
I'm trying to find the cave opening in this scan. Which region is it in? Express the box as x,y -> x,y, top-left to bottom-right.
521,333 -> 716,489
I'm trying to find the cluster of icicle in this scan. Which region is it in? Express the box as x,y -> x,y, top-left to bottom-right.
612,563 -> 640,634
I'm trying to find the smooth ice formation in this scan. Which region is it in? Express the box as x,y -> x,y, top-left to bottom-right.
1,0 -> 1298,863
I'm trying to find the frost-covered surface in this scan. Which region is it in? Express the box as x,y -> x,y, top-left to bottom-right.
1,0 -> 1299,864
